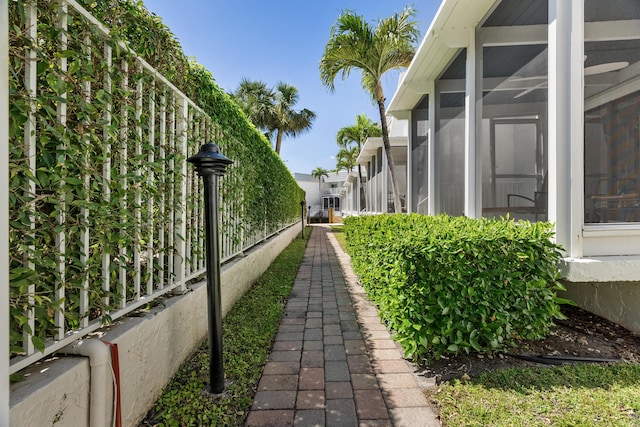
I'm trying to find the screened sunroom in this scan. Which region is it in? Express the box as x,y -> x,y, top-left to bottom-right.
388,0 -> 640,332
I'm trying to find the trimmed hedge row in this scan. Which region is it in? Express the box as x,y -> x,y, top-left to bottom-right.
344,214 -> 569,361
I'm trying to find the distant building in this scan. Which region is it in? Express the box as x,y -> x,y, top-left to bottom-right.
295,171 -> 349,221
340,116 -> 408,215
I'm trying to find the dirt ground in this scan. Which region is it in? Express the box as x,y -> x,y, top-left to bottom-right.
417,305 -> 640,383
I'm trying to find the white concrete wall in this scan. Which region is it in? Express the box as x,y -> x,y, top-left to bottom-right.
563,281 -> 640,334
10,223 -> 302,427
299,179 -> 320,209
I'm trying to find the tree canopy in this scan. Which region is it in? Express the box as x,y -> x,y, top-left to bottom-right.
233,79 -> 316,155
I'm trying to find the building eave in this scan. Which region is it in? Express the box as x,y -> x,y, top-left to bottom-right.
387,0 -> 497,115
356,136 -> 408,165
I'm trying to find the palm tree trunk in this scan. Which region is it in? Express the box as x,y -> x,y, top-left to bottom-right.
376,84 -> 402,213
275,129 -> 284,155
357,164 -> 366,211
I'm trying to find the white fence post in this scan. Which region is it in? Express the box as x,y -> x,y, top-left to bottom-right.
158,92 -> 166,290
1,0 -> 10,423
23,0 -> 38,356
168,96 -> 176,282
119,59 -> 129,309
134,64 -> 143,302
55,0 -> 68,342
174,97 -> 188,292
102,43 -> 112,310
80,33 -> 92,329
147,82 -> 156,296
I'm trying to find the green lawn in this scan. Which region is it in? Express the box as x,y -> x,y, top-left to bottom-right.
140,228 -> 310,426
430,363 -> 640,427
330,224 -> 346,251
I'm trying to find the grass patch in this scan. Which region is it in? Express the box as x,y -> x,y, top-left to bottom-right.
330,224 -> 346,251
140,228 -> 310,426
430,363 -> 640,426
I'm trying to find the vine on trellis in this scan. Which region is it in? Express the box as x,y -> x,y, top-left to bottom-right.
8,0 -> 304,356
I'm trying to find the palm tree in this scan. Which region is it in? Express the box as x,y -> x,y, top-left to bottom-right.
311,167 -> 330,208
320,7 -> 419,213
233,80 -> 317,155
335,146 -> 358,173
336,114 -> 381,210
270,82 -> 317,155
233,78 -> 275,138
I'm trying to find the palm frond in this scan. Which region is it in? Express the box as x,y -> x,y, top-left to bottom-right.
319,7 -> 418,104
233,78 -> 315,154
336,114 -> 381,152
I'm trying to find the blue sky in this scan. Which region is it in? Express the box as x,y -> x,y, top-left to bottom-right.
143,0 -> 440,175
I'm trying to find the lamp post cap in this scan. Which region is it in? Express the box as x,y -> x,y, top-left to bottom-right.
187,143 -> 233,175
188,143 -> 232,165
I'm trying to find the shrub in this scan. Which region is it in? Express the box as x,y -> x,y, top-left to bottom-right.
344,214 -> 569,361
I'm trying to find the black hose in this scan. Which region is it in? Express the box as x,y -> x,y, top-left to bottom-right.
507,354 -> 620,365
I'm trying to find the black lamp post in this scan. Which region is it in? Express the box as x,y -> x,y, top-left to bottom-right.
300,200 -> 305,239
187,143 -> 232,394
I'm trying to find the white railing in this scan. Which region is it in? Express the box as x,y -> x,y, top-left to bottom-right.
1,0 -> 10,422
6,0 -> 296,375
322,188 -> 342,196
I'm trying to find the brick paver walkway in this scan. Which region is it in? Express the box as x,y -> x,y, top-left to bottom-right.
245,225 -> 440,427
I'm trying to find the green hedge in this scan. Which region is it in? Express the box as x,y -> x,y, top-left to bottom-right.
76,0 -> 305,230
8,0 -> 303,355
344,214 -> 569,361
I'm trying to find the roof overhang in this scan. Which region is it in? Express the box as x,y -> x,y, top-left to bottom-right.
339,171 -> 357,197
387,0 -> 497,115
356,136 -> 407,165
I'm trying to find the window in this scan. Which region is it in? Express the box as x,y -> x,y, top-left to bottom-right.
411,96 -> 429,213
478,0 -> 548,222
583,1 -> 640,224
435,50 -> 466,216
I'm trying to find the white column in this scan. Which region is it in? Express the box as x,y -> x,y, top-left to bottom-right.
569,0 -> 584,258
549,0 -> 583,256
465,31 -> 478,218
1,0 -> 10,423
406,111 -> 413,213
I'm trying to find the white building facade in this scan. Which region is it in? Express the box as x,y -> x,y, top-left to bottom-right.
296,171 -> 349,220
340,116 -> 409,215
372,0 -> 640,332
